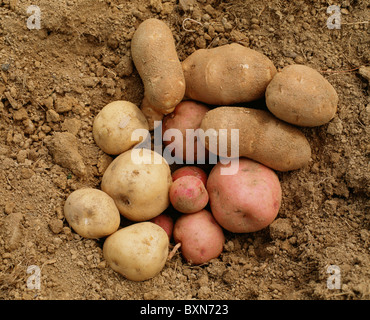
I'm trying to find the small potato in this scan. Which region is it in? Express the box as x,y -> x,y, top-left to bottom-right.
93,100 -> 149,155
172,166 -> 208,186
265,64 -> 338,127
150,213 -> 174,240
200,107 -> 311,172
182,43 -> 277,105
103,222 -> 169,281
64,188 -> 120,239
207,158 -> 282,233
162,100 -> 210,163
173,210 -> 224,265
101,148 -> 172,221
131,18 -> 185,115
169,176 -> 209,214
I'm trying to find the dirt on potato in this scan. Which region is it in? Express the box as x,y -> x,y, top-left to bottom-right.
0,0 -> 369,300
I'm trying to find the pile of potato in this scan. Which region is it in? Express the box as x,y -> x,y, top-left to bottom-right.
63,18 -> 338,282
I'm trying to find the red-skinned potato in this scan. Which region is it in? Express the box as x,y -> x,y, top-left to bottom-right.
162,100 -> 210,163
150,213 -> 174,240
207,158 -> 282,233
172,166 -> 208,186
169,176 -> 209,214
173,209 -> 224,265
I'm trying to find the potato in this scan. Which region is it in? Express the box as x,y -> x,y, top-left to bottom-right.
207,158 -> 282,233
150,213 -> 174,240
169,176 -> 209,214
173,210 -> 224,264
182,43 -> 277,105
93,100 -> 149,155
101,148 -> 172,221
131,18 -> 185,115
103,222 -> 169,281
64,188 -> 120,239
162,100 -> 210,163
172,166 -> 208,186
200,107 -> 311,171
140,96 -> 164,131
265,64 -> 338,127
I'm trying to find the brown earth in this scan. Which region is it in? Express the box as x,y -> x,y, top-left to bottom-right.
0,0 -> 369,300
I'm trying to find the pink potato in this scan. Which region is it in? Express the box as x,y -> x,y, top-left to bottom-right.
169,176 -> 209,214
150,213 -> 174,240
162,100 -> 210,163
207,158 -> 282,233
172,166 -> 208,186
173,209 -> 224,264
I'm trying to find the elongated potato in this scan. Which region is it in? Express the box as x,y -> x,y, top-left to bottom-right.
200,107 -> 311,171
265,64 -> 338,127
182,43 -> 277,105
131,18 -> 185,115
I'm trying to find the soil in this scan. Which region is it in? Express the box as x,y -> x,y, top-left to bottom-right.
0,0 -> 369,301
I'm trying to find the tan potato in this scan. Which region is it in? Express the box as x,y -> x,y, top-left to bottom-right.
182,43 -> 277,105
103,222 -> 169,281
265,64 -> 338,127
131,18 -> 185,115
200,107 -> 311,171
101,148 -> 172,221
64,188 -> 120,239
93,100 -> 149,155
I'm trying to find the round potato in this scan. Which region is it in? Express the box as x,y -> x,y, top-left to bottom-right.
64,188 -> 120,239
131,18 -> 185,115
101,148 -> 172,221
173,210 -> 224,265
169,176 -> 209,214
182,43 -> 277,105
162,100 -> 210,163
200,107 -> 311,172
103,222 -> 169,281
207,158 -> 282,233
172,166 -> 208,186
265,64 -> 338,127
93,100 -> 149,155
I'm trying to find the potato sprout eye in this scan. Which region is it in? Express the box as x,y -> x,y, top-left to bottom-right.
121,196 -> 131,206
